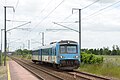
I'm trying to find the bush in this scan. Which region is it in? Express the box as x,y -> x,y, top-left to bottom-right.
13,49 -> 32,59
81,52 -> 103,64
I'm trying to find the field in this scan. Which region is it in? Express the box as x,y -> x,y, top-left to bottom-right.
78,55 -> 120,79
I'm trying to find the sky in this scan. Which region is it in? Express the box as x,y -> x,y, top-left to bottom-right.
0,0 -> 120,51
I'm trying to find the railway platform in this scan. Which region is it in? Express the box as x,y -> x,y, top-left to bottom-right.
8,60 -> 39,80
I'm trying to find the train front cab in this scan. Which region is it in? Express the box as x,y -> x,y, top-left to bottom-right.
57,41 -> 80,70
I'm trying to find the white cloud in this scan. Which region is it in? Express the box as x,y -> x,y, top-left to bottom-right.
0,0 -> 120,51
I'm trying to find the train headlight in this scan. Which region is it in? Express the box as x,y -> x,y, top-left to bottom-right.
74,56 -> 79,58
60,56 -> 65,58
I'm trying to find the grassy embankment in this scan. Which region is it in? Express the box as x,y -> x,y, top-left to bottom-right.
0,66 -> 7,79
0,54 -> 10,79
78,55 -> 120,79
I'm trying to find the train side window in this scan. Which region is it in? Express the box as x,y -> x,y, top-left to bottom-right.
53,49 -> 54,55
51,48 -> 52,54
46,49 -> 49,55
55,49 -> 56,55
52,48 -> 55,55
60,46 -> 66,53
49,48 -> 52,55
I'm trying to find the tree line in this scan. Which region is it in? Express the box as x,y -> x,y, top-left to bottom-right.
13,49 -> 32,59
81,45 -> 120,55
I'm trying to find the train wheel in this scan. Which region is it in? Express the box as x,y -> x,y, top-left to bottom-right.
53,64 -> 57,68
32,60 -> 36,64
34,61 -> 36,64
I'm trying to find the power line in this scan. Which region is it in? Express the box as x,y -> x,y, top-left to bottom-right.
36,0 -> 64,27
63,0 -> 100,21
83,0 -> 120,19
32,0 -> 54,21
15,0 -> 19,9
7,21 -> 31,32
82,0 -> 100,10
40,0 -> 54,14
53,22 -> 79,32
30,0 -> 65,32
29,0 -> 98,40
0,1 -> 4,7
30,0 -> 54,25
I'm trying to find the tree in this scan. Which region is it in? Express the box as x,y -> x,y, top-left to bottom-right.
16,49 -> 22,55
116,45 -> 120,55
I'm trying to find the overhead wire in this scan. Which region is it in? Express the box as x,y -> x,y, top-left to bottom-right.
10,0 -> 19,38
15,0 -> 19,9
82,0 -> 120,19
40,0 -> 54,14
25,0 -> 54,41
30,0 -> 65,32
30,0 -> 98,32
61,0 -> 120,30
62,0 -> 100,21
28,0 -> 65,42
31,0 -> 54,21
46,0 -> 100,35
0,2 -> 3,7
53,0 -> 100,33
81,0 -> 100,10
28,0 -> 113,49
29,0 -> 120,46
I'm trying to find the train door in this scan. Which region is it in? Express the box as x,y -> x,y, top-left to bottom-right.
48,48 -> 52,62
52,48 -> 56,63
38,49 -> 42,62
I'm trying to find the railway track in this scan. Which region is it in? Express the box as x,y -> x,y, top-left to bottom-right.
10,57 -> 64,80
10,56 -> 112,80
66,70 -> 111,80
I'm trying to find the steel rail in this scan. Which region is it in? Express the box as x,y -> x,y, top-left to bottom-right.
10,57 -> 64,80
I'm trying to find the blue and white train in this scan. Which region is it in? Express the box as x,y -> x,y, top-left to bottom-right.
32,40 -> 80,70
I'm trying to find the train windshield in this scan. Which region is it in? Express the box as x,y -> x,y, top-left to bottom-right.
60,45 -> 77,54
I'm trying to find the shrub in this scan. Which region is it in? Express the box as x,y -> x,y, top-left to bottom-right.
81,52 -> 103,64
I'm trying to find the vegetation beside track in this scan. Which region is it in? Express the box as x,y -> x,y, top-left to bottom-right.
0,66 -> 7,80
81,52 -> 103,64
12,49 -> 32,60
80,45 -> 120,79
79,55 -> 120,79
0,53 -> 5,64
12,49 -> 120,79
82,45 -> 120,55
0,52 -> 9,80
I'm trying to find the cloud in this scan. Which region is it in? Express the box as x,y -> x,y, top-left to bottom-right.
87,0 -> 117,3
1,0 -> 120,51
100,0 -> 118,3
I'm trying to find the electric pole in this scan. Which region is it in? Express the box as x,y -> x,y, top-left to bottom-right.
4,6 -> 15,66
79,9 -> 81,55
42,32 -> 44,46
28,40 -> 30,49
4,6 -> 7,66
72,8 -> 81,62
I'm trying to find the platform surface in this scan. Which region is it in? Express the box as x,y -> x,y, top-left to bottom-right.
8,60 -> 39,80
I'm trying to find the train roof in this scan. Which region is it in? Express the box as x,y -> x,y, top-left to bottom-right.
32,40 -> 78,51
40,43 -> 57,49
50,40 -> 77,44
58,40 -> 77,44
40,45 -> 53,49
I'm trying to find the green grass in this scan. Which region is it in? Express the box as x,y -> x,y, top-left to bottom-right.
13,54 -> 32,60
0,55 -> 11,79
78,55 -> 120,79
0,66 -> 7,75
0,65 -> 7,79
